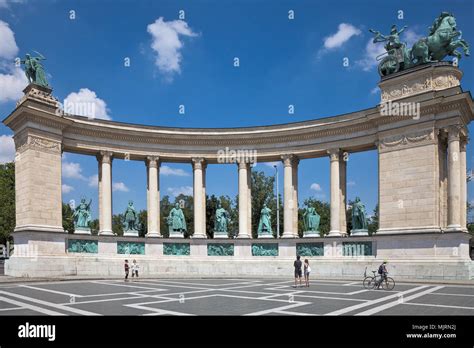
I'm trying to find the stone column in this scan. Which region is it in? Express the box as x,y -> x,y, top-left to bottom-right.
97,156 -> 103,233
192,158 -> 206,238
328,149 -> 341,236
339,155 -> 347,235
247,165 -> 252,237
237,161 -> 250,238
292,158 -> 299,237
146,156 -> 161,237
282,154 -> 296,238
447,126 -> 461,230
460,139 -> 467,231
202,163 -> 207,236
99,151 -> 113,235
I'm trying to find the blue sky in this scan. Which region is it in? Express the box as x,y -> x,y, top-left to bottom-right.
0,0 -> 473,219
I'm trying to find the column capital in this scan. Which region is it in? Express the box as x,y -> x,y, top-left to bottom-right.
192,157 -> 206,170
460,141 -> 467,152
447,125 -> 463,141
281,154 -> 298,167
237,158 -> 250,170
146,155 -> 160,168
327,148 -> 340,162
98,150 -> 113,163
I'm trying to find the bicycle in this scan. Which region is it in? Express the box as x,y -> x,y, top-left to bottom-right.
363,267 -> 395,290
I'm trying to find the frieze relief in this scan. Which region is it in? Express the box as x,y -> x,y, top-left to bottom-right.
379,129 -> 435,151
16,134 -> 62,154
381,72 -> 460,103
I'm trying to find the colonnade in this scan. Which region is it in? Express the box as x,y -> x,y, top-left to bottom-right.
92,126 -> 467,238
93,149 -> 362,238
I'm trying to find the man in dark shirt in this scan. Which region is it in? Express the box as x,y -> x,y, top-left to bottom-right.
124,259 -> 129,281
294,255 -> 303,287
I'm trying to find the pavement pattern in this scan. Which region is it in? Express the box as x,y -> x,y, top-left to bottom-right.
0,278 -> 473,316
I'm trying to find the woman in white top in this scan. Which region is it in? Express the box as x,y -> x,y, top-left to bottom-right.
131,259 -> 139,278
304,259 -> 311,287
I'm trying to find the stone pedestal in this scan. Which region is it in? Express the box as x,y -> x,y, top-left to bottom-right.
258,232 -> 273,239
303,230 -> 320,238
213,231 -> 228,239
169,231 -> 184,238
351,229 -> 369,236
123,230 -> 138,237
74,227 -> 91,235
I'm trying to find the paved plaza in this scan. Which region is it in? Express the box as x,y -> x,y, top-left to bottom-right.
0,278 -> 472,316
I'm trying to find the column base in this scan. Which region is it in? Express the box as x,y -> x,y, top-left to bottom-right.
15,224 -> 64,233
192,233 -> 207,239
281,232 -> 296,238
99,230 -> 114,236
237,234 -> 251,239
327,230 -> 341,237
446,224 -> 462,232
146,232 -> 162,238
303,230 -> 320,238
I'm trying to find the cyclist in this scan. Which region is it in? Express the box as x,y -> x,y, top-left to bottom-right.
375,260 -> 388,289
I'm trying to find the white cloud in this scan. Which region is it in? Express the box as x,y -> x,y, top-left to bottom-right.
147,17 -> 198,79
88,174 -> 98,187
63,88 -> 111,120
0,0 -> 25,9
0,20 -> 19,59
167,185 -> 193,197
404,29 -> 423,48
370,87 -> 379,95
62,161 -> 86,180
356,38 -> 385,72
314,193 -> 326,200
0,21 -> 28,103
61,184 -> 74,194
323,23 -> 361,50
264,162 -> 280,168
113,182 -> 129,192
0,67 -> 28,103
161,165 -> 190,176
0,134 -> 15,163
310,183 -> 322,192
347,180 -> 356,186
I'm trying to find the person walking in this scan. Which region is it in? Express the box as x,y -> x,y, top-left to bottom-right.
304,259 -> 311,287
293,255 -> 303,288
124,260 -> 129,281
376,260 -> 388,289
131,259 -> 139,279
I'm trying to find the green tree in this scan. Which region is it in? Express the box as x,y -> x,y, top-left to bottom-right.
112,213 -> 124,236
368,203 -> 379,235
0,163 -> 15,245
301,198 -> 330,236
138,209 -> 147,237
160,195 -> 172,237
90,219 -> 99,235
62,203 -> 75,233
0,163 -> 15,244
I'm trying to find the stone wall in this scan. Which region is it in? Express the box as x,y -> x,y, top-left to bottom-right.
378,132 -> 441,232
